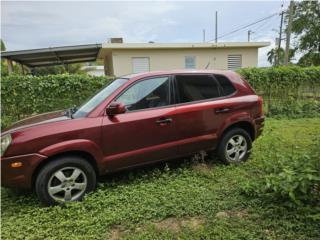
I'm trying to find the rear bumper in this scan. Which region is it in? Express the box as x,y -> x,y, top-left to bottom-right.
1,153 -> 46,189
254,116 -> 265,139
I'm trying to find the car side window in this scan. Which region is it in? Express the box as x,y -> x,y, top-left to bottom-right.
175,75 -> 220,103
116,76 -> 170,111
214,74 -> 236,96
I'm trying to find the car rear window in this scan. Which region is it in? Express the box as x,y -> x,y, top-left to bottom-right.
214,74 -> 236,96
175,75 -> 220,103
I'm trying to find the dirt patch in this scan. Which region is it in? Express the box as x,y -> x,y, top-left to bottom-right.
108,217 -> 205,239
109,225 -> 129,240
153,217 -> 181,233
215,210 -> 249,219
192,163 -> 213,173
153,216 -> 205,232
181,217 -> 205,230
109,227 -> 121,240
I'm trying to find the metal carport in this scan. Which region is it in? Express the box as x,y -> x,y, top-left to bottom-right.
1,43 -> 102,74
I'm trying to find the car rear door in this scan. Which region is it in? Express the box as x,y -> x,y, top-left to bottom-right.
100,75 -> 179,172
173,74 -> 229,155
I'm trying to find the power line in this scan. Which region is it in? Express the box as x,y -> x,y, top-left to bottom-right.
250,15 -> 280,41
208,12 -> 279,42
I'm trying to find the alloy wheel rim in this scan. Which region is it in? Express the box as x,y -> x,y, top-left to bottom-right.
47,167 -> 87,202
225,134 -> 247,162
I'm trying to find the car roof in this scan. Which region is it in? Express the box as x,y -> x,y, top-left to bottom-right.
121,69 -> 237,80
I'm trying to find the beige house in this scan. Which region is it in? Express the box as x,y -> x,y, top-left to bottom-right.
1,40 -> 269,76
98,41 -> 270,76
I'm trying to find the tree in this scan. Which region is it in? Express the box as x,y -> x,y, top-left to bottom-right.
1,39 -> 6,51
298,52 -> 320,67
267,47 -> 295,66
288,1 -> 320,66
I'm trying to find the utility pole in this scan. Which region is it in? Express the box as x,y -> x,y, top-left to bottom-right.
203,29 -> 206,43
215,11 -> 218,43
284,0 -> 294,65
277,11 -> 284,66
247,30 -> 253,42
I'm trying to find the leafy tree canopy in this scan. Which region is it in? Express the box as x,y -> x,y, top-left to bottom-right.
267,47 -> 295,65
288,1 -> 320,66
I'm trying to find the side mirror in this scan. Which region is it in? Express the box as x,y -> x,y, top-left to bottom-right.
106,102 -> 126,116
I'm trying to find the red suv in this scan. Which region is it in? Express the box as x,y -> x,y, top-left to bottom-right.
1,70 -> 264,205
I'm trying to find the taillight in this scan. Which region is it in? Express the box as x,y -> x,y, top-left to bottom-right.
258,96 -> 263,116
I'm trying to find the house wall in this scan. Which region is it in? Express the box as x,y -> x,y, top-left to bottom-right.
107,48 -> 258,77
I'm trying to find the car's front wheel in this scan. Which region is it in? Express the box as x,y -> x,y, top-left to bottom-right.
217,128 -> 252,164
35,156 -> 96,206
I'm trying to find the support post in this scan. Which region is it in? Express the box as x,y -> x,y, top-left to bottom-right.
19,63 -> 25,75
247,30 -> 253,42
284,0 -> 294,65
277,11 -> 284,66
215,11 -> 218,43
7,59 -> 13,74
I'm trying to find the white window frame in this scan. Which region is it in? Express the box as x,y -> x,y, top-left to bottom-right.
185,56 -> 196,69
132,57 -> 150,73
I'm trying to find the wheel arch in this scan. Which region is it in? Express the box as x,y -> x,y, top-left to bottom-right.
31,150 -> 98,189
219,121 -> 255,141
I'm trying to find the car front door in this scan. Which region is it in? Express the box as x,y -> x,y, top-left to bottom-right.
100,75 -> 178,172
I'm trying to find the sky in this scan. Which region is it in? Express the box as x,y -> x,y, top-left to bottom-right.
1,0 -> 290,66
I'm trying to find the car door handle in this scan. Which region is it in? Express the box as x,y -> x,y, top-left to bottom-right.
215,108 -> 230,113
156,118 -> 172,125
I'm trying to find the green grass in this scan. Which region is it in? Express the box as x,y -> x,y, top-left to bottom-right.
1,118 -> 320,240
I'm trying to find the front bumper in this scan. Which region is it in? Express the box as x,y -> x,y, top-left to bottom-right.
1,153 -> 47,189
254,116 -> 265,139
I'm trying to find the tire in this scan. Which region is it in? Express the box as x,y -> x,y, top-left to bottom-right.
35,156 -> 96,206
217,128 -> 252,164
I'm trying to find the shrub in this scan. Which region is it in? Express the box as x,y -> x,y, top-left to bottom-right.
1,74 -> 112,128
242,136 -> 320,205
237,66 -> 320,117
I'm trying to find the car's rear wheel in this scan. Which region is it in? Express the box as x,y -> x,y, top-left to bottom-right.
217,128 -> 252,164
35,156 -> 96,206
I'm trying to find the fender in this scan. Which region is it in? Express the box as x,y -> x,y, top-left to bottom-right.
217,111 -> 254,139
39,139 -> 104,170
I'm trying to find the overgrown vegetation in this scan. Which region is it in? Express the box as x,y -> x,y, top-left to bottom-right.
242,133 -> 320,206
1,74 -> 112,128
237,66 -> 320,118
1,118 -> 320,239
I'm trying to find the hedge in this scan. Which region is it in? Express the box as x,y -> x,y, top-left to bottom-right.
1,66 -> 320,129
237,66 -> 320,118
1,74 -> 112,128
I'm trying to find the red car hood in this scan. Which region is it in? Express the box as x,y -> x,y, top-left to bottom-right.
4,110 -> 70,133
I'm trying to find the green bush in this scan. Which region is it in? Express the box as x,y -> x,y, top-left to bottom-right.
1,74 -> 112,128
237,66 -> 320,117
242,134 -> 320,205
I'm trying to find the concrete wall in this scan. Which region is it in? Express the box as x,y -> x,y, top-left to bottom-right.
107,48 -> 258,77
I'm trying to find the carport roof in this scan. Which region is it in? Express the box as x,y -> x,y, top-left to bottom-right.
1,44 -> 102,67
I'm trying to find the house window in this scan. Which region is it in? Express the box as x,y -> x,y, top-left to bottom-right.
227,55 -> 242,70
132,57 -> 150,73
185,56 -> 196,69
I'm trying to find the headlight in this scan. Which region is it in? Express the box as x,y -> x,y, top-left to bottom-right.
1,134 -> 12,157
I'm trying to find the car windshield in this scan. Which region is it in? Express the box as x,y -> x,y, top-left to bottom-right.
73,78 -> 128,118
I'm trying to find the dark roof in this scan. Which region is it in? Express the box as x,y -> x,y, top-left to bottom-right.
1,44 -> 102,67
